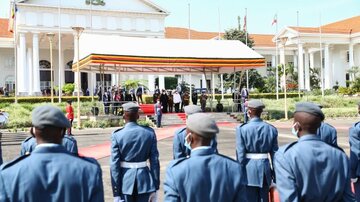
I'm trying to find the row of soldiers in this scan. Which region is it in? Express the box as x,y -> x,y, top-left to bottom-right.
0,101 -> 360,201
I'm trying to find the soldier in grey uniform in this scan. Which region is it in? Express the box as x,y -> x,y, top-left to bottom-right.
316,104 -> 337,146
275,102 -> 355,201
173,105 -> 217,159
20,133 -> 78,155
349,101 -> 360,201
164,113 -> 248,202
235,99 -> 278,202
0,105 -> 104,202
110,102 -> 160,202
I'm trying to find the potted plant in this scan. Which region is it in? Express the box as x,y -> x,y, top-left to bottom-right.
216,98 -> 224,112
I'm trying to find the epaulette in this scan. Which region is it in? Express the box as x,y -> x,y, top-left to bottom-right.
168,157 -> 188,168
216,153 -> 238,163
283,141 -> 298,153
79,156 -> 100,166
112,127 -> 124,134
330,144 -> 345,153
0,153 -> 30,170
23,136 -> 34,142
353,121 -> 360,128
238,122 -> 247,127
175,127 -> 186,135
323,122 -> 336,129
63,135 -> 76,141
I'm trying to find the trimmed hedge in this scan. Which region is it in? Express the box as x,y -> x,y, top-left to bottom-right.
143,93 -> 303,104
0,96 -> 95,103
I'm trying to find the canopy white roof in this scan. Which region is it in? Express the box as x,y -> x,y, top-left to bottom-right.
73,33 -> 265,74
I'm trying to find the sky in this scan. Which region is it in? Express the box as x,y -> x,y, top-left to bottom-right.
1,0 -> 360,34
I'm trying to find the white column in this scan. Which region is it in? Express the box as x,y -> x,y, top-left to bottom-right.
349,43 -> 354,68
211,72 -> 215,100
324,44 -> 332,89
159,75 -> 165,90
27,47 -> 33,95
304,49 -> 310,90
202,74 -> 207,89
90,72 -> 96,96
293,52 -> 298,70
298,43 -> 304,90
18,33 -> 28,95
279,48 -> 285,89
73,34 -> 82,95
271,55 -> 276,67
221,73 -> 224,100
32,33 -> 41,95
189,74 -> 192,104
58,46 -> 65,91
310,52 -> 314,69
148,75 -> 155,93
111,74 -> 116,86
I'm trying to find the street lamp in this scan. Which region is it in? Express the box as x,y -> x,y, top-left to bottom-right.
280,37 -> 288,120
46,32 -> 55,103
72,26 -> 84,128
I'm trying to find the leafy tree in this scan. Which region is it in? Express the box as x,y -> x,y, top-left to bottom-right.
223,27 -> 255,91
122,79 -> 147,90
310,68 -> 321,89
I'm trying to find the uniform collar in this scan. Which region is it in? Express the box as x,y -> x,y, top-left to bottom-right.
250,117 -> 262,122
125,122 -> 137,127
298,134 -> 320,142
190,147 -> 214,157
33,144 -> 66,153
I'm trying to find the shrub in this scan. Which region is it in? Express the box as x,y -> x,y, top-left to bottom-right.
62,83 -> 75,95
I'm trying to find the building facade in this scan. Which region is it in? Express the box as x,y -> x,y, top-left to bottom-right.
0,0 -> 359,95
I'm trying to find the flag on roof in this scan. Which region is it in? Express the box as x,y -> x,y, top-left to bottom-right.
272,14 -> 277,26
8,3 -> 17,33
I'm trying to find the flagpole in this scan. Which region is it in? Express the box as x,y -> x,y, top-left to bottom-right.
58,0 -> 62,103
245,8 -> 249,90
320,13 -> 324,97
12,1 -> 18,103
297,11 -> 300,98
188,3 -> 191,40
275,14 -> 279,100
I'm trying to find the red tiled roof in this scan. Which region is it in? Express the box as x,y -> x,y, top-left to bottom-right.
288,16 -> 360,34
165,27 -> 275,47
0,18 -> 13,38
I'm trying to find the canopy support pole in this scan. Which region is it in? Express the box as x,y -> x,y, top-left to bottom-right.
211,72 -> 215,112
221,73 -> 224,100
189,74 -> 192,104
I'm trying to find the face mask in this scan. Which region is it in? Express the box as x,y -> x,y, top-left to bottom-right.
184,133 -> 192,150
291,122 -> 299,137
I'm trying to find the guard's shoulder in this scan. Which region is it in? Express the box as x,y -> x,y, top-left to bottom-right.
78,156 -> 101,167
238,122 -> 247,128
279,141 -> 298,153
140,125 -> 156,133
216,153 -> 238,163
328,144 -> 345,153
168,157 -> 188,168
112,127 -> 124,135
175,127 -> 186,134
63,135 -> 76,141
23,136 -> 34,143
323,122 -> 336,129
1,153 -> 30,170
353,121 -> 360,129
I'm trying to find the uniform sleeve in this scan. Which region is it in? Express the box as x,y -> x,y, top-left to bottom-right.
342,158 -> 356,202
164,168 -> 180,202
150,132 -> 160,190
91,164 -> 105,202
173,130 -> 186,159
235,126 -> 246,165
349,125 -> 360,178
71,139 -> 79,155
110,134 -> 121,197
0,173 -> 8,202
331,127 -> 338,147
274,151 -> 298,201
270,128 -> 279,180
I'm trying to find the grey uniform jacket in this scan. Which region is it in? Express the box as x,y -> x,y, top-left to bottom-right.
20,135 -> 78,155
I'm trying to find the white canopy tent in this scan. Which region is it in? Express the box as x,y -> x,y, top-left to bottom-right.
73,34 -> 265,74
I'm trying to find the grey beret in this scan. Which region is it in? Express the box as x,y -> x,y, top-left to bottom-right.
32,105 -> 70,128
184,105 -> 202,115
186,113 -> 219,139
247,99 -> 265,109
122,102 -> 140,112
295,102 -> 325,120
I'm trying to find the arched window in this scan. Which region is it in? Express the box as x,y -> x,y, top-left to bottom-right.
39,60 -> 51,90
39,60 -> 51,69
65,60 -> 74,83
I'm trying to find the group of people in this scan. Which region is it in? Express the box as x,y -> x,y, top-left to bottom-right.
1,99 -> 360,201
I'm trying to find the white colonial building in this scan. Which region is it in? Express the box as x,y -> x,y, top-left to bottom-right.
0,0 -> 359,95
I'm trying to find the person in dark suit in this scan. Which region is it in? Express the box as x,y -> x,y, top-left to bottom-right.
0,105 -> 104,202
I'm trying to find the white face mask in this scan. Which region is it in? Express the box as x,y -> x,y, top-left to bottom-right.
291,122 -> 299,137
184,133 -> 192,150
